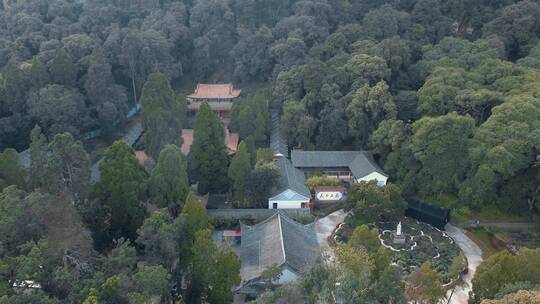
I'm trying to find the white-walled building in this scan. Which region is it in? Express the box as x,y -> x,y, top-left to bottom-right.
268,158 -> 311,209
291,150 -> 388,186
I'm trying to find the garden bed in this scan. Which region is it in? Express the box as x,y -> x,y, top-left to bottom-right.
336,217 -> 461,283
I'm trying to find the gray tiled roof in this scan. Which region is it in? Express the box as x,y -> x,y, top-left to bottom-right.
274,158 -> 311,198
270,112 -> 288,157
291,150 -> 387,179
240,213 -> 320,283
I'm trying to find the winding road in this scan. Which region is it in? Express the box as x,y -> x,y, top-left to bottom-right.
445,224 -> 484,304
315,209 -> 347,260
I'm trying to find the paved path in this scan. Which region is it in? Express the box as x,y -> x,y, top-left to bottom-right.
445,224 -> 484,304
462,221 -> 539,230
315,209 -> 347,260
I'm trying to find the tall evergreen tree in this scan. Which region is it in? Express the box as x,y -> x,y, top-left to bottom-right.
141,73 -> 185,160
0,149 -> 26,191
227,141 -> 252,205
181,192 -> 211,243
148,144 -> 189,212
29,125 -> 48,190
187,229 -> 240,304
47,133 -> 91,203
94,141 -> 148,243
49,48 -> 77,88
85,48 -> 128,136
188,102 -> 229,194
28,57 -> 49,89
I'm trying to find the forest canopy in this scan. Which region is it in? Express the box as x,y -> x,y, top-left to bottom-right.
1,0 -> 540,303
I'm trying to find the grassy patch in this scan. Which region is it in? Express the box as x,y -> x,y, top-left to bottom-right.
465,228 -> 501,258
472,205 -> 529,222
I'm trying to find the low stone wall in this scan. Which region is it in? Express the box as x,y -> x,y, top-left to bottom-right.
208,208 -> 311,221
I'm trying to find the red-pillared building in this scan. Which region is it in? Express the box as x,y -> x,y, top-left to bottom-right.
182,83 -> 241,155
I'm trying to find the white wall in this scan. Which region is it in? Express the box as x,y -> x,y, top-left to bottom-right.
357,172 -> 388,186
268,199 -> 309,209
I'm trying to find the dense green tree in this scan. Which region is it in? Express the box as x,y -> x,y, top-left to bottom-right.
28,125 -> 48,190
181,192 -> 211,245
370,119 -> 418,189
94,141 -> 147,243
188,102 -> 229,194
374,267 -> 406,304
362,5 -> 412,41
49,48 -> 77,88
231,26 -> 274,82
315,100 -> 349,149
410,113 -> 475,195
130,265 -> 171,302
28,57 -> 50,89
120,29 -> 180,103
187,229 -> 240,304
349,225 -> 381,254
141,73 -> 184,160
349,225 -> 391,279
334,245 -> 375,303
245,161 -> 280,208
85,47 -> 128,136
471,249 -> 540,303
47,133 -> 91,202
230,91 -> 270,142
483,0 -> 540,59
136,209 -> 179,271
281,100 -> 316,149
347,81 -> 396,147
28,85 -> 87,138
244,135 -> 257,166
481,290 -> 540,304
255,148 -> 274,164
461,94 -> 540,211
518,43 -> 540,69
227,141 -> 252,205
405,261 -> 446,304
346,181 -> 406,225
0,148 -> 26,191
305,175 -> 340,191
148,144 -> 188,211
346,53 -> 390,86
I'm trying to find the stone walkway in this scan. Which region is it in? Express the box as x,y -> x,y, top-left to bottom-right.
314,209 -> 347,260
445,224 -> 484,304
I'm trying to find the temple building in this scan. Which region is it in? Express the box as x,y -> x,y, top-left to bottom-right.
291,150 -> 388,186
237,213 -> 321,297
187,83 -> 241,125
183,83 -> 241,155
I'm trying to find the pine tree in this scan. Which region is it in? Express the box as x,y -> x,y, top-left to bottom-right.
49,48 -> 77,87
148,144 -> 189,212
141,73 -> 184,160
244,135 -> 257,166
0,149 -> 26,191
28,57 -> 49,89
47,133 -> 91,203
29,125 -> 49,190
188,102 -> 229,194
95,141 -> 148,242
227,141 -> 252,205
181,192 -> 210,242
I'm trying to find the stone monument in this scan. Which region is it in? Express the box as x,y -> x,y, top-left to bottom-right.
392,221 -> 406,244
